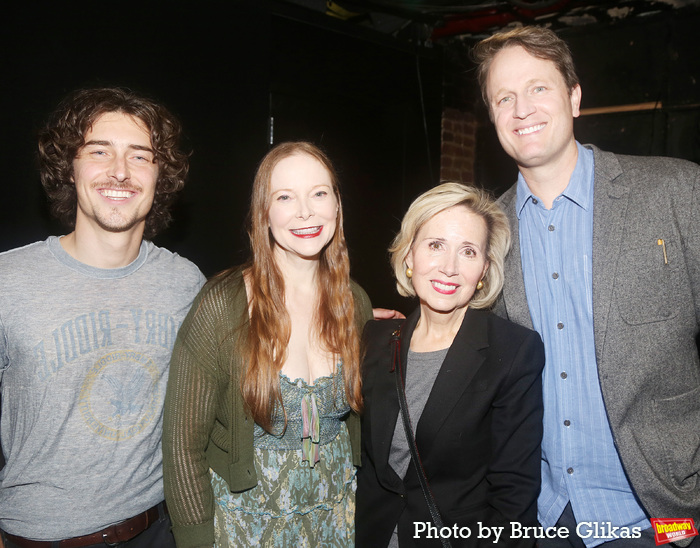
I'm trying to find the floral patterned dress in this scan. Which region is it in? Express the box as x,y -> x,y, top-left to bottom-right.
211,366 -> 356,547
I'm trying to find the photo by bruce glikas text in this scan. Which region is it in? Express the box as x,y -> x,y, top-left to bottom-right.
413,521 -> 643,543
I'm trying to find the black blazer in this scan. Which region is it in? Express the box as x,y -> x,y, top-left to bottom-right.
356,307 -> 545,548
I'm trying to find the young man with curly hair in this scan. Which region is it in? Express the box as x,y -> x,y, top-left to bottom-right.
0,88 -> 205,547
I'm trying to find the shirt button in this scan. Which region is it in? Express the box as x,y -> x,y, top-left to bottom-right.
552,272 -> 559,279
560,372 -> 568,379
567,467 -> 574,474
532,198 -> 539,205
564,420 -> 571,426
548,224 -> 555,231
557,322 -> 564,330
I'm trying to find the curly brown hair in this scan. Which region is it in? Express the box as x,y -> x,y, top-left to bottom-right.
37,87 -> 189,238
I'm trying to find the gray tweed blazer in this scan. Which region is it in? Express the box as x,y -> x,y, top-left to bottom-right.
495,144 -> 700,529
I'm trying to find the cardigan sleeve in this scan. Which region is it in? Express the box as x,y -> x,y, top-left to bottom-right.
347,280 -> 373,465
163,278 -> 235,548
351,279 -> 374,329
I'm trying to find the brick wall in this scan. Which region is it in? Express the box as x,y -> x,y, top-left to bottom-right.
440,107 -> 477,184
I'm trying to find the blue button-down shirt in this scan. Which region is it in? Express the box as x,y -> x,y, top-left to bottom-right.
517,143 -> 649,547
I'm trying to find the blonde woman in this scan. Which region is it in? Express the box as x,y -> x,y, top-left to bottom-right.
357,182 -> 544,547
163,142 -> 372,547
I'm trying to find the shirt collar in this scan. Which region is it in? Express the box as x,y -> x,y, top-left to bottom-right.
515,141 -> 594,218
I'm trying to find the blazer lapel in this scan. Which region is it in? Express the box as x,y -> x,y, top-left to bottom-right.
589,145 -> 630,366
414,308 -> 489,468
370,309 -> 421,493
500,187 -> 534,329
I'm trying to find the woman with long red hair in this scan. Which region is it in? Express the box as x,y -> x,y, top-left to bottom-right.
163,142 -> 372,547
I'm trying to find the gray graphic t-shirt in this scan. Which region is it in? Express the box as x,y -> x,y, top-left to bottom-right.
0,236 -> 205,540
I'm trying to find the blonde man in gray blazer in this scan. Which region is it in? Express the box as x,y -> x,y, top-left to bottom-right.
473,26 -> 699,548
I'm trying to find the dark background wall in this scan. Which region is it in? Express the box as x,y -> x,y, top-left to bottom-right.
2,2 -> 699,315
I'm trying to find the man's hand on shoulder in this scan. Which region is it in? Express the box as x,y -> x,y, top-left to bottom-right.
372,308 -> 405,320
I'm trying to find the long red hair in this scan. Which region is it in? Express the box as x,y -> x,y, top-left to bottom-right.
241,142 -> 361,432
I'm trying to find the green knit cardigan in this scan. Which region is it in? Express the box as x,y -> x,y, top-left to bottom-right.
162,268 -> 373,547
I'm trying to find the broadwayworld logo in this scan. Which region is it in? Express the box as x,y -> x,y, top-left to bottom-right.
650,519 -> 698,546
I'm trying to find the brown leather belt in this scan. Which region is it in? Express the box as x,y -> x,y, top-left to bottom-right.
4,502 -> 165,548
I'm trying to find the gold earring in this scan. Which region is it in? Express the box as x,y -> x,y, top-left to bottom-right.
476,280 -> 484,290
406,268 -> 413,278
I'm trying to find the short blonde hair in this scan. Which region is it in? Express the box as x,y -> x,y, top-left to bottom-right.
389,182 -> 510,309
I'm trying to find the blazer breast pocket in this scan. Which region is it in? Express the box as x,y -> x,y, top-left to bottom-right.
615,239 -> 682,324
